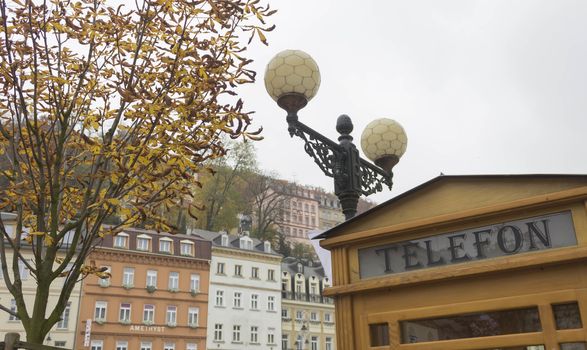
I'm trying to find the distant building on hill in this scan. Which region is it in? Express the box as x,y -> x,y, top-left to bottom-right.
273,181 -> 377,246
275,184 -> 321,245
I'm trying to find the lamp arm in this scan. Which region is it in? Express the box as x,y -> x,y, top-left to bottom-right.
288,119 -> 343,179
359,158 -> 393,196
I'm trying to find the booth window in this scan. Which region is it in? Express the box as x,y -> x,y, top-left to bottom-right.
560,343 -> 586,350
400,307 -> 541,343
552,302 -> 582,330
369,323 -> 390,347
479,347 -> 544,350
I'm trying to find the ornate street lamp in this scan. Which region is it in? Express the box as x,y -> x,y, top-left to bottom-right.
264,50 -> 408,219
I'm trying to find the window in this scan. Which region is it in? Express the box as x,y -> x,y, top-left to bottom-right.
166,305 -> 177,325
136,236 -> 150,251
267,328 -> 275,344
168,272 -> 179,290
215,290 -> 224,307
140,342 -> 152,350
310,284 -> 318,295
370,323 -> 389,347
296,310 -> 303,320
267,296 -> 275,311
91,340 -> 103,350
190,274 -> 200,293
310,312 -> 318,321
296,335 -> 303,350
217,262 -> 225,275
282,308 -> 289,319
221,234 -> 228,246
311,336 -> 318,350
553,302 -> 583,330
399,306 -> 541,343
113,233 -> 128,248
119,303 -> 131,322
94,301 -> 107,321
232,325 -> 241,342
268,269 -> 275,281
296,280 -> 303,294
54,341 -> 66,347
233,292 -> 242,308
250,294 -> 259,310
159,238 -> 173,253
180,241 -> 193,256
99,266 -> 111,287
251,267 -> 259,279
146,270 -> 157,288
234,265 -> 242,277
324,313 -> 332,322
186,344 -> 197,350
116,341 -> 128,350
163,343 -> 175,350
122,267 -> 134,287
188,307 -> 199,326
325,337 -> 333,350
8,299 -> 18,321
214,324 -> 223,341
17,260 -> 29,280
250,326 -> 259,343
143,304 -> 154,323
282,334 -> 288,349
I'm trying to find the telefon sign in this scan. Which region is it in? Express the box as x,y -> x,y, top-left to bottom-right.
359,211 -> 577,279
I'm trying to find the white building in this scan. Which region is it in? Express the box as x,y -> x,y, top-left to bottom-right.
196,230 -> 282,350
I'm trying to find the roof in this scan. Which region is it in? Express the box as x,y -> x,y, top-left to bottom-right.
194,229 -> 280,256
281,256 -> 327,279
314,174 -> 587,240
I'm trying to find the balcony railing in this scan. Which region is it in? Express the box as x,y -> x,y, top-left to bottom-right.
281,291 -> 334,304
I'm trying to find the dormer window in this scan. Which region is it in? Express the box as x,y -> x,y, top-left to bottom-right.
264,241 -> 271,253
180,240 -> 194,256
239,237 -> 253,250
159,238 -> 173,254
113,233 -> 129,249
221,234 -> 229,247
136,235 -> 151,251
297,263 -> 303,273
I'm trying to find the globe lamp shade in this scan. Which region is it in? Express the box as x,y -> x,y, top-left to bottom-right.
360,118 -> 407,172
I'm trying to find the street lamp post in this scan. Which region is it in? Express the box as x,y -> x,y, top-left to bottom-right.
264,50 -> 408,220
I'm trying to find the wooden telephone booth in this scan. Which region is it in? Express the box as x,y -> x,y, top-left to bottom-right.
318,175 -> 587,350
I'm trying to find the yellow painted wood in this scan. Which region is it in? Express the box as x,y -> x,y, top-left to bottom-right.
324,177 -> 587,241
538,304 -> 557,350
325,246 -> 587,297
322,187 -> 587,249
322,176 -> 587,350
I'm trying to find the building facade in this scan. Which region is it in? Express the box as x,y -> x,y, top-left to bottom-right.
0,213 -> 82,348
74,227 -> 211,350
197,231 -> 282,350
314,191 -> 345,231
277,185 -> 321,245
281,258 -> 336,350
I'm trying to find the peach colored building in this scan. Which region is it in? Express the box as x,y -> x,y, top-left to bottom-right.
75,227 -> 211,350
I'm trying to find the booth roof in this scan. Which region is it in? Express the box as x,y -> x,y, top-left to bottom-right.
313,174 -> 587,240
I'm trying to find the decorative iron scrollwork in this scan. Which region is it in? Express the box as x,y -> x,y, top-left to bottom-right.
290,121 -> 342,179
359,159 -> 392,196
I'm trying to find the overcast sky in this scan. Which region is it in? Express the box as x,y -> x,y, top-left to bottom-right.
237,0 -> 587,204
